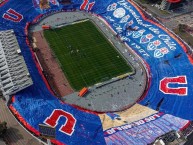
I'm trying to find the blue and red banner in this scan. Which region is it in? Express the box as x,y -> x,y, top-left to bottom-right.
0,0 -> 192,144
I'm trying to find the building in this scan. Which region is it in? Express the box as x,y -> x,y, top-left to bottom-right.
0,30 -> 33,101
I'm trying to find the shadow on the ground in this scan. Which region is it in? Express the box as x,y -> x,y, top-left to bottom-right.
3,127 -> 24,144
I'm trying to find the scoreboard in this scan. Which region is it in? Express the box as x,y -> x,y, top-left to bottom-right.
39,124 -> 56,139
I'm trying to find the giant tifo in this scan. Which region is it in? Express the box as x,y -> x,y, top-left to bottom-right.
0,0 -> 193,145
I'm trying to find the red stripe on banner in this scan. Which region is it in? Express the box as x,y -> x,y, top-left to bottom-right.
51,139 -> 65,145
87,2 -> 95,11
80,0 -> 89,10
180,121 -> 191,131
137,60 -> 151,102
11,96 -> 15,103
9,105 -> 40,136
32,14 -> 43,23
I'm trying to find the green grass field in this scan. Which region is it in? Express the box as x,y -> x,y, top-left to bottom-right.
44,20 -> 133,91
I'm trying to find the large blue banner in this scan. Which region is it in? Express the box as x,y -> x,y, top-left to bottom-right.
0,0 -> 192,144
96,0 -> 193,120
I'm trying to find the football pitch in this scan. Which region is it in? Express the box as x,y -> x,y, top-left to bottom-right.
44,20 -> 133,91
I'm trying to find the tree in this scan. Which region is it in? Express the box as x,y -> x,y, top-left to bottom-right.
0,121 -> 7,136
179,24 -> 187,32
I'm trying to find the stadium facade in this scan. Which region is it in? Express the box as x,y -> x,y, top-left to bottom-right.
0,30 -> 33,101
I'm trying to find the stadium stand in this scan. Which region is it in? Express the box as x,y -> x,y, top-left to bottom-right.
0,30 -> 33,100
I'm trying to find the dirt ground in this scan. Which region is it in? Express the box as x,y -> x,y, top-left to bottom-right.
99,104 -> 157,130
32,31 -> 74,97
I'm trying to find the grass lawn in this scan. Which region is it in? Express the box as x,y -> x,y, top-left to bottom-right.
44,20 -> 132,91
173,28 -> 193,49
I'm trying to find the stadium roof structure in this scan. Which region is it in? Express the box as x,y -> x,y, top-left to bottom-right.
0,30 -> 33,97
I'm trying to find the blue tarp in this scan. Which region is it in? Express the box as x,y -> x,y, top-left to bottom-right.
0,0 -> 192,144
93,0 -> 193,120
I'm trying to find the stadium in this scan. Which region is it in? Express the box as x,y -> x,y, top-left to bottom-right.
0,0 -> 193,145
